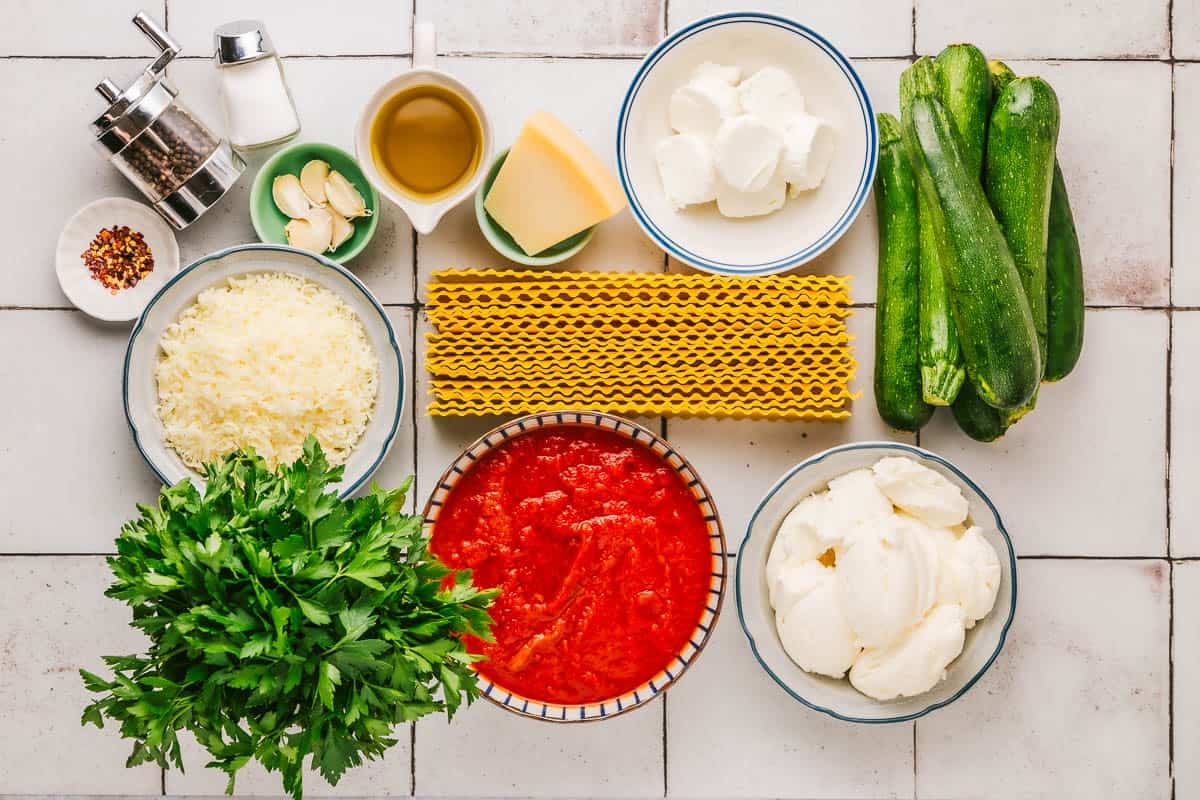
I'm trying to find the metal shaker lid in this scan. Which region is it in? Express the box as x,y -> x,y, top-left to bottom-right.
214,20 -> 276,65
89,12 -> 182,152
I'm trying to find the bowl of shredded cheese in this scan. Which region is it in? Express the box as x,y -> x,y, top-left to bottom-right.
123,243 -> 404,496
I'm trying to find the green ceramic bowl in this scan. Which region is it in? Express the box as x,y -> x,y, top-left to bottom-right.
475,148 -> 595,266
250,141 -> 380,264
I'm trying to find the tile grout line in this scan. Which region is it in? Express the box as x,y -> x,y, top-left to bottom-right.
14,303 -> 1200,313
1168,0 -> 1176,790
409,0 -> 420,784
6,52 -> 1199,62
911,6 -> 919,796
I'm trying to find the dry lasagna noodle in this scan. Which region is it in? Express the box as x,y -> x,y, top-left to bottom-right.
425,269 -> 857,420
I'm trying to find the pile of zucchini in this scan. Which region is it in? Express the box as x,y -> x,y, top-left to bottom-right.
873,45 -> 1085,441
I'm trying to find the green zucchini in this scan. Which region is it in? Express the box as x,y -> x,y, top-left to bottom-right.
992,60 -> 1084,382
985,76 -> 1060,368
900,57 -> 1042,411
1045,162 -> 1085,380
901,62 -> 965,406
988,59 -> 1016,95
873,113 -> 933,432
936,44 -> 992,176
952,382 -> 1009,442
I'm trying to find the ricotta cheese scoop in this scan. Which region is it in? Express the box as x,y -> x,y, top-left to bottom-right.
766,456 -> 1003,701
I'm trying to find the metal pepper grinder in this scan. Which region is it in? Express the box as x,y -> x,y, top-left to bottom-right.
90,11 -> 245,229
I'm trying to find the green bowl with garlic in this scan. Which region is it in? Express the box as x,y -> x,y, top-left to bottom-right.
250,141 -> 379,264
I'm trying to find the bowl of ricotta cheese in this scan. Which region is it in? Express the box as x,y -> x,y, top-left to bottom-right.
737,442 -> 1017,723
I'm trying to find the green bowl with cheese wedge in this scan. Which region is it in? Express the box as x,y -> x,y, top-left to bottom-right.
475,148 -> 596,266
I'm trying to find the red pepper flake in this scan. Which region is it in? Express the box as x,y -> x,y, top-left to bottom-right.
81,225 -> 155,295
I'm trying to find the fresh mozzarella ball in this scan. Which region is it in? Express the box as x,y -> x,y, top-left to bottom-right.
777,113 -> 837,194
737,66 -> 806,131
872,456 -> 969,528
715,171 -> 787,218
774,563 -> 861,679
823,468 -> 895,544
712,115 -> 783,192
669,78 -> 739,138
655,133 -> 717,210
836,514 -> 939,648
849,604 -> 967,700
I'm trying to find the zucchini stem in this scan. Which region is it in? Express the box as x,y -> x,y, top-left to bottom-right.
922,360 -> 966,407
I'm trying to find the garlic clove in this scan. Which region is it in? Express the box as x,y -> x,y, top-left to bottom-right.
300,159 -> 330,206
329,212 -> 355,251
285,206 -> 334,253
272,174 -> 312,219
325,170 -> 371,219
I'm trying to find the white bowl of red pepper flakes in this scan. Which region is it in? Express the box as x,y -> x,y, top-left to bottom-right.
56,197 -> 179,322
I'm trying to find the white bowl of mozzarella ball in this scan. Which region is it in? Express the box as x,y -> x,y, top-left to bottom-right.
736,442 -> 1017,723
616,12 -> 878,276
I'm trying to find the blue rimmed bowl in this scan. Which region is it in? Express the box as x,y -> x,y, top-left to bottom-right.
123,243 -> 405,498
422,411 -> 727,722
616,12 -> 877,275
737,441 -> 1017,723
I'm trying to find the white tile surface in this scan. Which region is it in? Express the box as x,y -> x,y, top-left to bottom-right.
1,1 -> 1189,797
414,697 -> 663,797
917,559 -> 1170,799
414,57 -> 664,301
1008,60 -> 1171,307
1171,312 -> 1200,556
169,57 -> 417,303
0,557 -> 161,794
1,59 -> 147,307
368,308 -> 419,510
417,0 -> 663,55
168,0 -> 414,56
0,311 -> 162,554
923,310 -> 1167,557
0,0 -> 162,56
1174,562 -> 1200,799
916,0 -> 1169,58
668,0 -> 914,57
667,309 -> 913,552
667,561 -> 915,799
1175,65 -> 1200,305
167,729 -> 412,796
1174,0 -> 1200,59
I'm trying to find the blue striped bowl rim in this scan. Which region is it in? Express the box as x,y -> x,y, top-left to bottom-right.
735,441 -> 1018,724
122,243 -> 405,499
616,12 -> 878,276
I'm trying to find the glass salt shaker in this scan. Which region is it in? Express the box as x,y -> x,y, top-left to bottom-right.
90,12 -> 244,230
214,21 -> 301,151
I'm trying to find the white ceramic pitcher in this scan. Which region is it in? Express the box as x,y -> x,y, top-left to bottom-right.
354,22 -> 493,235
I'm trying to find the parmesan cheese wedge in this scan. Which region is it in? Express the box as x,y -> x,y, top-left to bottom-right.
483,111 -> 626,256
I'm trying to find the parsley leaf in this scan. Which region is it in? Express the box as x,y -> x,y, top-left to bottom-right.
80,439 -> 497,800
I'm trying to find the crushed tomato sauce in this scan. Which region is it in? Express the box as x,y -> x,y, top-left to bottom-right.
430,426 -> 712,705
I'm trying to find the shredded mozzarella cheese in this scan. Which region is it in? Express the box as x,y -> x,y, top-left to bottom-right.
155,271 -> 379,470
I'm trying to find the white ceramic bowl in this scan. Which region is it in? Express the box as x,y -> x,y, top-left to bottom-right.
123,244 -> 405,498
737,441 -> 1017,723
423,411 -> 727,722
57,197 -> 180,322
617,12 -> 877,275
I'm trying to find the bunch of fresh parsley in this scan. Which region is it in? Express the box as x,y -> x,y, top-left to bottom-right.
80,438 -> 496,799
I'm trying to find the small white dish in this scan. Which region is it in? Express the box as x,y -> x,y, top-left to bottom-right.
617,12 -> 878,275
56,197 -> 180,322
124,243 -> 405,498
737,441 -> 1017,723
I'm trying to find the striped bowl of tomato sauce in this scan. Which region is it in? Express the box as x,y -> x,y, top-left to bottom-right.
424,410 -> 727,722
